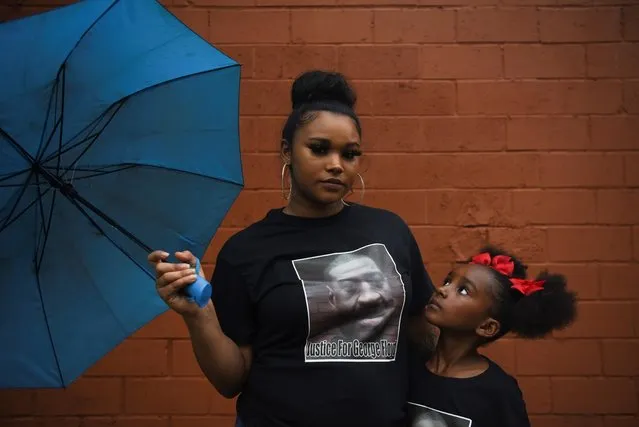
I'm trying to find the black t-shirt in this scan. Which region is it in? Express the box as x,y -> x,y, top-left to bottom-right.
210,203 -> 434,427
408,354 -> 531,427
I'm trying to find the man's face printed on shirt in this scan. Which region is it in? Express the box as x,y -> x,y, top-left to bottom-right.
292,243 -> 406,362
326,255 -> 395,341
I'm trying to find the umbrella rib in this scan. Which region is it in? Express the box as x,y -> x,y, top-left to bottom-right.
34,173 -> 58,273
65,192 -> 154,279
34,268 -> 66,387
0,127 -> 35,164
0,186 -> 53,235
41,99 -> 124,167
0,168 -> 30,184
0,169 -> 36,231
36,69 -> 62,162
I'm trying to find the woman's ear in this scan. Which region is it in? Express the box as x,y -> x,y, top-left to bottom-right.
280,139 -> 291,165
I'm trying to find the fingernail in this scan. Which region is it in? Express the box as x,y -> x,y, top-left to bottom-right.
179,263 -> 191,269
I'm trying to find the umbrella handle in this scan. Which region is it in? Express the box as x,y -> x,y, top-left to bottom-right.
185,257 -> 212,308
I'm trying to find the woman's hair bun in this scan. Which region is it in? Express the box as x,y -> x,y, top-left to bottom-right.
291,70 -> 357,110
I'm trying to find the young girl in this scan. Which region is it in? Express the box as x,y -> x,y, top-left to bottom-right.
408,246 -> 577,427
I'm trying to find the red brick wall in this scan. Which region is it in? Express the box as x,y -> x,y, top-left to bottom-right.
1,1 -> 638,426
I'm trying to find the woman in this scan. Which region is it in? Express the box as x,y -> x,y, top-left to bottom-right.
148,70 -> 435,427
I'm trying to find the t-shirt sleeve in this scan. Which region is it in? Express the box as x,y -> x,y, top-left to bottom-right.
407,230 -> 435,316
498,377 -> 532,427
210,254 -> 254,347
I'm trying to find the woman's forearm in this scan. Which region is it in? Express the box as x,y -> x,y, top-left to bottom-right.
182,303 -> 252,398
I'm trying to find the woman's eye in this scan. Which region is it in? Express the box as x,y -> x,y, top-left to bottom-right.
343,150 -> 362,160
309,144 -> 328,155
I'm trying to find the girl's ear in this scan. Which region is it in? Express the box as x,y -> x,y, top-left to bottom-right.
476,317 -> 500,340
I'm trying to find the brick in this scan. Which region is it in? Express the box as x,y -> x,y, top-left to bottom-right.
365,153 -> 540,189
516,339 -> 601,375
217,46 -> 254,79
548,227 -> 633,262
292,10 -> 372,43
364,81 -> 455,115
529,262 -> 599,300
421,117 -> 506,152
419,45 -> 502,79
360,117 -> 423,152
222,191 -> 283,228
591,117 -> 639,151
505,44 -> 585,78
192,0 -> 253,4
624,81 -> 639,113
540,154 -> 624,188
540,8 -> 621,42
424,262 -> 455,288
241,154 -> 280,189
362,191 -> 427,224
513,190 -> 596,226
624,6 -> 639,40
86,339 -> 168,376
458,8 -> 539,42
530,416 -> 604,427
169,9 -> 208,39
602,340 -> 639,375
427,190 -> 514,227
635,227 -> 639,261
588,43 -> 639,77
171,340 -> 202,376
254,46 -> 336,79
597,190 -> 639,225
412,226 -> 488,262
458,81 -> 622,115
554,301 -> 635,338
0,390 -> 35,415
172,416 -> 236,427
339,46 -> 419,79
552,378 -> 637,414
373,9 -> 455,43
600,264 -> 639,299
209,10 -> 289,44
518,377 -> 552,414
125,378 -> 211,414
240,80 -> 289,115
507,117 -> 589,151
82,417 -> 170,427
41,419 -> 81,427
338,0 -> 418,3
257,0 -> 334,4
625,153 -> 639,187
210,393 -> 237,415
478,339 -> 516,373
241,117 -> 286,153
604,417 -> 639,427
133,310 -> 188,339
36,378 -> 121,415
488,227 -> 548,262
1,420 -> 42,427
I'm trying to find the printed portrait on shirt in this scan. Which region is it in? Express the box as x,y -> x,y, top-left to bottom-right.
291,243 -> 406,362
408,403 -> 472,427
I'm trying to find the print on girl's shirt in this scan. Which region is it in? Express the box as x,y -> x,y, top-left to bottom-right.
291,243 -> 406,362
408,402 -> 472,427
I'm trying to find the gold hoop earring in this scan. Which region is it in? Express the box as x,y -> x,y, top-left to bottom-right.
281,164 -> 291,200
343,173 -> 365,205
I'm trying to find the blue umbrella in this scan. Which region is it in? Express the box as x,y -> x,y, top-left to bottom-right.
0,0 -> 243,388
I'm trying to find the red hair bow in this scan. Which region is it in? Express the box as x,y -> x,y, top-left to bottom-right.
510,278 -> 545,296
471,252 -> 515,277
470,252 -> 545,297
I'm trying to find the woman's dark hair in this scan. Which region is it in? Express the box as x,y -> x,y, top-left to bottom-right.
281,70 -> 362,146
472,245 -> 577,343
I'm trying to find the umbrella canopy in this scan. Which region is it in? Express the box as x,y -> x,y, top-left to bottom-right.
0,0 -> 243,388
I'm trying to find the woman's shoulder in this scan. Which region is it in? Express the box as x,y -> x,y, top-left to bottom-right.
349,203 -> 411,228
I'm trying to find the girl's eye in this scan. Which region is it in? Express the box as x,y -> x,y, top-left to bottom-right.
459,286 -> 469,296
442,280 -> 451,287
